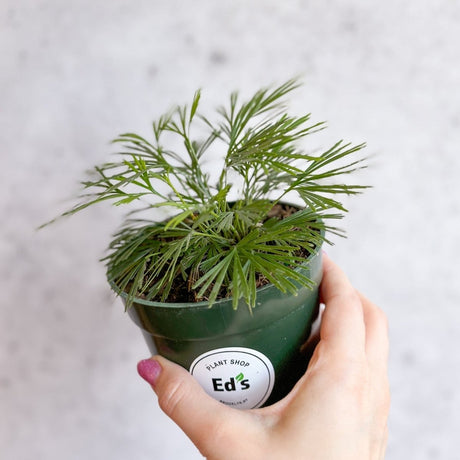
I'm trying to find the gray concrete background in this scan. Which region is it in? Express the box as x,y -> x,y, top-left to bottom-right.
1,1 -> 459,459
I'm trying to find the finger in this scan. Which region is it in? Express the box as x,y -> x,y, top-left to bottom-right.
319,254 -> 365,355
138,356 -> 234,449
138,356 -> 263,458
358,291 -> 389,372
379,424 -> 389,460
358,291 -> 391,459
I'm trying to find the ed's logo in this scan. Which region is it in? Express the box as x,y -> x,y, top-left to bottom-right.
212,373 -> 250,392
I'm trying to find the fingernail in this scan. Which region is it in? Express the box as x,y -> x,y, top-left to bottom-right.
137,358 -> 161,386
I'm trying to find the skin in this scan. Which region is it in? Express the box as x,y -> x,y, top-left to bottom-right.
139,254 -> 390,460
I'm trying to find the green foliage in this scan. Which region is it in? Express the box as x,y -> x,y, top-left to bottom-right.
50,78 -> 368,309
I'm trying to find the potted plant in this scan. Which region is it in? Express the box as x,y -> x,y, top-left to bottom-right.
44,79 -> 367,409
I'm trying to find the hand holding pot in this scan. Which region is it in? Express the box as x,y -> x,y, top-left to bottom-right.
137,254 -> 390,460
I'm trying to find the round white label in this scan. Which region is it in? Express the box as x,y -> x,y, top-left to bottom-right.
189,347 -> 275,410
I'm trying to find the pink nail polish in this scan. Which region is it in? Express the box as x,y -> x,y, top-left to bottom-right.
137,359 -> 161,386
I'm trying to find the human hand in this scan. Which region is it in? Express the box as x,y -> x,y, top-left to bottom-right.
137,254 -> 390,460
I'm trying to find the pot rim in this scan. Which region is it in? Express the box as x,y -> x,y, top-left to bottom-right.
110,246 -> 322,309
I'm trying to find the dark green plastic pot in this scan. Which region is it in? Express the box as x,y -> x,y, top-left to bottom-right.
122,249 -> 323,407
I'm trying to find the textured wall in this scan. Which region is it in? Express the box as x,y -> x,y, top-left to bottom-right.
1,1 -> 459,459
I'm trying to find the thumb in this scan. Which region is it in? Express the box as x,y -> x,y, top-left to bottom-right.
137,356 -> 234,449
